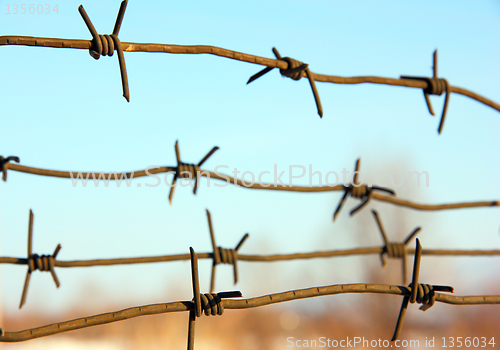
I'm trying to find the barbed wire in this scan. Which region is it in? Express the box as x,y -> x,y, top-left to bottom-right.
4,209 -> 499,309
1,1 -> 499,133
1,145 -> 499,220
0,240 -> 498,346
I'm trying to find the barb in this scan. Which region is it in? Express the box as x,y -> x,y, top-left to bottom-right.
333,158 -> 395,221
0,155 -> 20,182
187,247 -> 242,350
19,210 -> 62,309
372,210 -> 421,284
2,155 -> 498,215
401,50 -> 450,134
391,238 -> 454,340
2,210 -> 499,306
78,0 -> 130,101
0,253 -> 497,342
205,210 -> 249,293
247,47 -> 323,117
168,141 -> 219,204
1,11 -> 500,123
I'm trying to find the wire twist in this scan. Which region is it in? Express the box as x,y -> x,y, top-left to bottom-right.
391,238 -> 454,340
197,293 -> 224,316
401,50 -> 450,134
27,254 -> 56,273
247,47 -> 323,117
206,210 -> 249,293
0,156 -> 20,182
19,210 -> 62,309
178,163 -> 200,179
78,0 -> 130,101
168,141 -> 219,204
217,247 -> 237,265
371,210 -> 421,284
333,158 -> 395,221
188,247 -> 242,350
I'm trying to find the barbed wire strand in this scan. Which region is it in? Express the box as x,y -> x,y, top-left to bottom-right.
1,148 -> 499,219
3,209 -> 499,308
1,1 -> 500,130
391,238 -> 455,340
0,243 -> 498,343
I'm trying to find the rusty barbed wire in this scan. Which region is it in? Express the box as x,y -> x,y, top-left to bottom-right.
78,0 -> 130,101
333,158 -> 395,221
1,2 -> 500,131
3,209 -> 499,308
0,241 -> 498,345
168,141 -> 219,204
18,210 -> 62,309
247,47 -> 323,117
0,156 -> 20,182
401,50 -> 450,134
205,209 -> 249,293
1,145 -> 499,217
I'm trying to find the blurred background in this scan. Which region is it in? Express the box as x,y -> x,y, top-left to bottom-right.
0,0 -> 499,348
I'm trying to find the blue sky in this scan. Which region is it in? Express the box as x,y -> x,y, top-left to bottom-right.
0,0 -> 499,321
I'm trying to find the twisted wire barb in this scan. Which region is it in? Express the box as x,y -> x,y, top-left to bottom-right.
2,150 -> 499,215
391,238 -> 454,340
401,50 -> 450,134
169,141 -> 219,204
247,47 -> 323,117
1,3 -> 500,126
205,209 -> 249,293
78,0 -> 130,101
187,247 -> 242,350
3,210 -> 499,308
0,156 -> 20,181
333,158 -> 395,221
0,243 -> 498,343
371,210 -> 421,285
19,210 -> 62,309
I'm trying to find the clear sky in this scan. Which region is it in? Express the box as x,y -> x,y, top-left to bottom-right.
0,0 -> 499,325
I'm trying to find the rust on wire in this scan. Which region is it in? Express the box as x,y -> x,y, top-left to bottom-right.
0,244 -> 498,343
2,210 -> 499,307
2,154 -> 499,215
247,47 -> 323,117
401,50 -> 450,133
1,4 -> 500,124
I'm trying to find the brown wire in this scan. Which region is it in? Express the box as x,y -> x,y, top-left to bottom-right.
3,210 -> 499,308
0,245 -> 497,343
1,7 -> 499,122
78,1 -> 129,101
391,238 -> 455,340
2,154 -> 499,214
